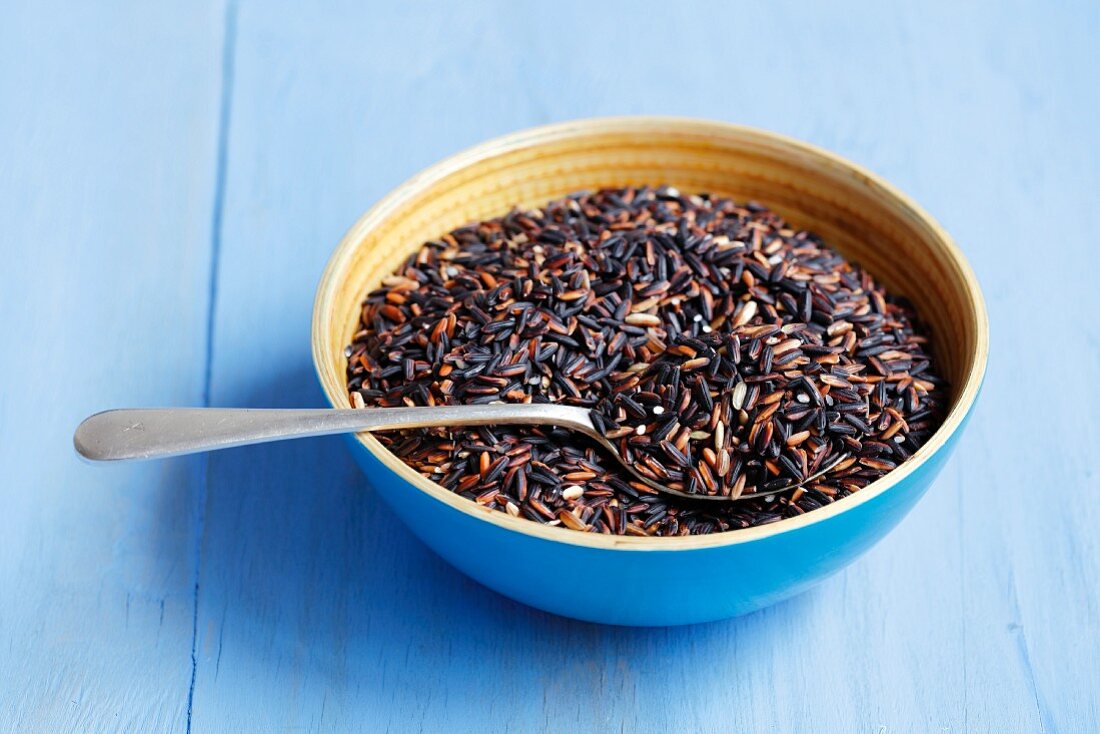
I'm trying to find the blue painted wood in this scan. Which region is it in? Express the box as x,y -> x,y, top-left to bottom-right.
3,0 -> 1098,731
0,1 -> 227,730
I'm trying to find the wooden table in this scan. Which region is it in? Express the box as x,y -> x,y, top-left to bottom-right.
2,2 -> 1097,731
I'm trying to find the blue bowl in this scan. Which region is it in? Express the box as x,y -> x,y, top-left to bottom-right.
313,118 -> 989,626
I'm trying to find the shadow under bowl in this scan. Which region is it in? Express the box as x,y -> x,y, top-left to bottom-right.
312,117 -> 989,626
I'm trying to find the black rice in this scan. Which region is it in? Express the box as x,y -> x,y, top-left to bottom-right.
346,186 -> 946,536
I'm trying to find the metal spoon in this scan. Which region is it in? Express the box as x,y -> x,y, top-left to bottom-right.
74,405 -> 844,503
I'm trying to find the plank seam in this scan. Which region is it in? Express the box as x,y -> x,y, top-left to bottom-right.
187,1 -> 238,731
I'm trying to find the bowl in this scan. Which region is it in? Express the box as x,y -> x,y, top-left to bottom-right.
312,117 -> 989,626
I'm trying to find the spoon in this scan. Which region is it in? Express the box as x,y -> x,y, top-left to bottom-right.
74,404 -> 844,504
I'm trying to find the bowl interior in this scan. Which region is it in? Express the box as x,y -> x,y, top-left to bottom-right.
312,118 -> 988,544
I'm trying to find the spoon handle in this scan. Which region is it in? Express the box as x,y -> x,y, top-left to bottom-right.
73,404 -> 592,462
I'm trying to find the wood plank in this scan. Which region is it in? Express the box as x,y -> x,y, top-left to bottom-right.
0,2 -> 226,731
190,2 -> 1100,731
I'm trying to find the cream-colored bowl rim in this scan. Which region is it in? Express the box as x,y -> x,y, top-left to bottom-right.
312,116 -> 990,551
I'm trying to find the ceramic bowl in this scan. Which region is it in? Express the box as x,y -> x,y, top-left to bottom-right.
312,117 -> 989,626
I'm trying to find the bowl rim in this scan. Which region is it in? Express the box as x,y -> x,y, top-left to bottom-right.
312,115 -> 990,551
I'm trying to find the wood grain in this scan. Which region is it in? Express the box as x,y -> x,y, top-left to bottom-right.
3,0 -> 1099,731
